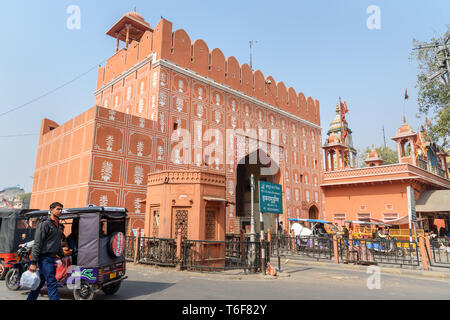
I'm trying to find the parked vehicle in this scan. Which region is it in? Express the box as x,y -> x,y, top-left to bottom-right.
5,241 -> 33,290
13,206 -> 129,300
0,208 -> 38,280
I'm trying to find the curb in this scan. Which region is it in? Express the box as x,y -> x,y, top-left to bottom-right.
281,257 -> 450,280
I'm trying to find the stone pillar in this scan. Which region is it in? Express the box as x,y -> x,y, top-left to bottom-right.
115,32 -> 120,52
419,236 -> 429,271
134,227 -> 141,263
409,137 -> 416,164
125,23 -> 131,49
396,141 -> 402,162
333,234 -> 339,263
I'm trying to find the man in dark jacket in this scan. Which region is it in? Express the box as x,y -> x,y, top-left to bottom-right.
27,202 -> 64,300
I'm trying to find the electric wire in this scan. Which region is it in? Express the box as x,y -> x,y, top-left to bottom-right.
0,61 -> 104,118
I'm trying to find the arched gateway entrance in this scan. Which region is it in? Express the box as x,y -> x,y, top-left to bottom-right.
308,205 -> 319,220
235,148 -> 281,234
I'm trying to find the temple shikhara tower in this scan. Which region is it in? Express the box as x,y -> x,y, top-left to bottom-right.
30,10 -> 324,238
321,102 -> 449,232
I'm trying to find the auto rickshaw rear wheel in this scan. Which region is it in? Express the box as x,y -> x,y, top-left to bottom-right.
5,268 -> 20,291
102,281 -> 121,295
73,280 -> 95,300
0,260 -> 7,280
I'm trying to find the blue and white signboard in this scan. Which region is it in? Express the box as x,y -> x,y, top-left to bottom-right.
259,181 -> 283,214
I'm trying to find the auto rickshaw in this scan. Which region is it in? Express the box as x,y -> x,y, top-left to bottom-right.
0,208 -> 38,280
9,206 -> 129,300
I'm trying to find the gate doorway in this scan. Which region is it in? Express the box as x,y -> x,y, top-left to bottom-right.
235,149 -> 281,234
308,205 -> 319,220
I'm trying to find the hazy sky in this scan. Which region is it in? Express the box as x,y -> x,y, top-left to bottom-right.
1,0 -> 448,192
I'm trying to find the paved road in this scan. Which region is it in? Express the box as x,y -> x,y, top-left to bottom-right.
1,261 -> 449,300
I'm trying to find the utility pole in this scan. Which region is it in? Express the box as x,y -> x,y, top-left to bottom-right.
413,35 -> 450,85
250,174 -> 256,271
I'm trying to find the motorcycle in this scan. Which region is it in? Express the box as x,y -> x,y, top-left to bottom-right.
5,241 -> 33,290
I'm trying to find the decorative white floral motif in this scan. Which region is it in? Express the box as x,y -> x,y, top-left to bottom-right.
215,111 -> 221,124
126,108 -> 129,114
159,113 -> 165,132
198,87 -> 203,100
108,110 -> 116,121
140,82 -> 145,94
295,189 -> 299,202
258,111 -> 262,121
134,166 -> 144,185
176,97 -> 184,112
175,119 -> 182,138
228,181 -> 234,195
292,124 -> 296,133
159,92 -> 167,107
245,120 -> 250,133
295,173 -> 298,183
104,100 -> 109,108
245,106 -> 249,117
157,146 -> 163,160
139,118 -> 145,128
306,191 -> 310,203
152,72 -> 158,88
231,116 -> 236,129
282,120 -> 285,129
293,136 -> 297,147
303,140 -> 306,150
231,100 -> 236,111
99,195 -> 108,207
197,103 -> 203,118
174,149 -> 181,164
160,73 -> 166,87
137,141 -> 144,156
115,96 -> 119,109
134,198 -> 142,214
270,116 -> 274,126
126,87 -> 131,101
215,94 -> 220,106
106,135 -> 114,151
195,153 -> 202,166
286,188 -> 290,201
197,124 -> 202,142
178,79 -> 184,92
285,171 -> 289,182
138,98 -> 144,113
215,158 -> 220,170
151,95 -> 156,109
282,134 -> 286,144
150,112 -> 156,121
229,159 -> 234,173
101,161 -> 113,182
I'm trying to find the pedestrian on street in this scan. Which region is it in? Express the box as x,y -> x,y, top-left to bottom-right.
27,202 -> 65,300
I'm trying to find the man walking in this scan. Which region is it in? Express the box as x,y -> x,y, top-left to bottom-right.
27,202 -> 65,300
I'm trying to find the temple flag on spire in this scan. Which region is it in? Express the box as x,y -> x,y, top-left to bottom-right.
340,100 -> 348,122
404,88 -> 409,100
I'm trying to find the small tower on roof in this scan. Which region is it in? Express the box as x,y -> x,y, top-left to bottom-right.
323,101 -> 357,171
365,149 -> 384,167
106,7 -> 153,52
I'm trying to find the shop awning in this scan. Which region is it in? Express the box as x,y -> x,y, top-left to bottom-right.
415,190 -> 450,212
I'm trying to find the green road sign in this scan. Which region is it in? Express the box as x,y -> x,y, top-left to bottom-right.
258,181 -> 283,214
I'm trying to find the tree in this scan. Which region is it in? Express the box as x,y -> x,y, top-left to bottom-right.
410,26 -> 450,148
358,145 -> 398,167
